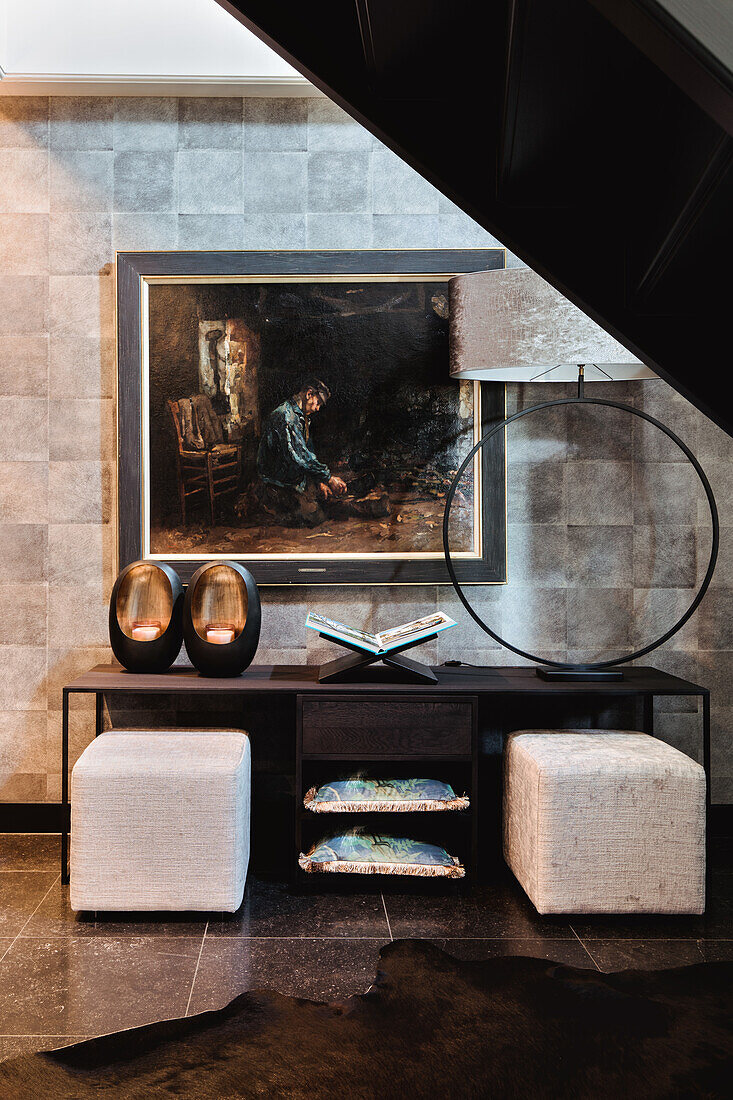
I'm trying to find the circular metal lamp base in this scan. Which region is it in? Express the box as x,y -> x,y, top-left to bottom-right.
443,393 -> 719,675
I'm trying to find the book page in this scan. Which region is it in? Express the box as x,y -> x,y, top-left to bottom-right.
375,612 -> 455,651
306,612 -> 379,652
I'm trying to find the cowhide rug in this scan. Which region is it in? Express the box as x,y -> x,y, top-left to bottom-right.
1,940 -> 731,1098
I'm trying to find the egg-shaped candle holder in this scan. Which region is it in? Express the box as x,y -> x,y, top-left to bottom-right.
109,561 -> 184,673
183,561 -> 261,677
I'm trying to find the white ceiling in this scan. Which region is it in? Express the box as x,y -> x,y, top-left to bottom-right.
0,0 -> 315,95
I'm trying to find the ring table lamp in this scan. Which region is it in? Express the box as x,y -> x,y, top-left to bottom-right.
443,268 -> 719,681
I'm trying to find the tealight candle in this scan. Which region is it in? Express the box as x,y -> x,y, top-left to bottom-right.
206,623 -> 235,645
131,620 -> 162,642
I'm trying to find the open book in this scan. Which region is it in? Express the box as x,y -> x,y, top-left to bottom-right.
306,610 -> 456,655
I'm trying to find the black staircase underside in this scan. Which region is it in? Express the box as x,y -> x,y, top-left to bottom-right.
218,0 -> 733,435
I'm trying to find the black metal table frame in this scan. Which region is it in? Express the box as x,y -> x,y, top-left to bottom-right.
60,680 -> 712,884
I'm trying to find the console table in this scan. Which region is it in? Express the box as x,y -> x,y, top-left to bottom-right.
60,663 -> 711,884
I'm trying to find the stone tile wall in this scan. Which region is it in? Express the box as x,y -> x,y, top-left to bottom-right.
0,94 -> 731,803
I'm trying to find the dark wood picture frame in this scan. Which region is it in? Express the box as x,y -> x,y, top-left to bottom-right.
117,248 -> 506,585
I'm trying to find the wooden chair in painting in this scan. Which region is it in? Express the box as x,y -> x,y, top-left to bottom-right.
167,397 -> 242,525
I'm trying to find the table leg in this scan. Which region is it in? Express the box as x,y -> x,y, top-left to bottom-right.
95,692 -> 103,738
642,694 -> 654,736
61,688 -> 70,884
702,692 -> 711,811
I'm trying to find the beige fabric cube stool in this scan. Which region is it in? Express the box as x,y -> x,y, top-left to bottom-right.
70,729 -> 250,913
503,730 -> 705,914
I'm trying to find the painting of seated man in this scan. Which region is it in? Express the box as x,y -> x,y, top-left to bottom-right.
144,273 -> 500,581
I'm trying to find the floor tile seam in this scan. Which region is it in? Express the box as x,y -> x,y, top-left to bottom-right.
0,874 -> 60,963
569,926 -> 601,971
184,922 -> 208,1018
202,935 -> 392,942
380,894 -> 393,941
573,935 -> 602,971
569,934 -> 720,941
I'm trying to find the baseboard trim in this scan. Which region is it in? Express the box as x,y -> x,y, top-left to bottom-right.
2,802 -> 732,836
0,803 -> 67,831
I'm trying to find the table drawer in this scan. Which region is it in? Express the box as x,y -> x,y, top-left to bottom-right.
300,696 -> 473,756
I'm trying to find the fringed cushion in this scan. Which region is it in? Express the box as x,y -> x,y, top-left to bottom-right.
299,831 -> 465,878
303,778 -> 469,813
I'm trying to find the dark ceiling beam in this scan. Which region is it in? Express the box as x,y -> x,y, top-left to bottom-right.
588,0 -> 733,135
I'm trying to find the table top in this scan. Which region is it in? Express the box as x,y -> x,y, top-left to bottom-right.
64,663 -> 709,696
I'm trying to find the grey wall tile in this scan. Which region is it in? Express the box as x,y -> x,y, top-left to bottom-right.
0,214 -> 49,274
242,214 -> 306,249
0,585 -> 47,645
632,588 -> 698,651
306,213 -> 372,249
50,97 -> 113,149
112,212 -> 179,251
372,148 -> 440,214
0,397 -> 48,461
307,99 -> 373,151
49,335 -> 114,399
566,402 -> 632,461
50,149 -> 113,211
498,587 -> 567,651
507,523 -> 568,587
48,398 -> 114,461
566,588 -> 632,652
372,214 -> 440,248
307,152 -> 370,212
634,381 -> 699,461
436,209 -> 503,248
49,274 -> 114,339
178,149 -> 243,214
0,646 -> 47,711
0,525 -> 47,582
567,461 -> 633,525
436,586 -> 503,655
567,525 -> 633,587
698,587 -> 733,650
634,525 -> 697,588
177,215 -> 244,251
113,151 -> 176,211
113,97 -> 177,151
0,97 -> 49,149
507,462 -> 566,524
0,462 -> 48,524
0,150 -> 49,213
700,460 -> 733,526
48,587 -> 108,648
49,214 -> 111,276
47,523 -> 112,588
48,461 -> 112,524
0,335 -> 48,397
178,98 -> 243,148
0,276 -> 48,333
243,151 -> 307,212
633,461 -> 700,526
0,711 -> 47,773
245,98 -> 307,149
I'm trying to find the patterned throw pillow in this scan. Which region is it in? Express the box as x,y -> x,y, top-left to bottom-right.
298,830 -> 465,878
304,778 -> 469,813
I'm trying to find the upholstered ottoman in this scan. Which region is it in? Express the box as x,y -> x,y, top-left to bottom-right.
503,730 -> 705,914
70,729 -> 250,912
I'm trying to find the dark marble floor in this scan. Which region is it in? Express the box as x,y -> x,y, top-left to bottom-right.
1,833 -> 732,1062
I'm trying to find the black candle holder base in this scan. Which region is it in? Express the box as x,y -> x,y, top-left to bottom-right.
318,633 -> 439,684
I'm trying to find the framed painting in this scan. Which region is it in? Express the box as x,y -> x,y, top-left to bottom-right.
117,249 -> 506,585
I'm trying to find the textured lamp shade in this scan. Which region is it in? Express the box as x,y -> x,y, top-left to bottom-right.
449,268 -> 656,382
